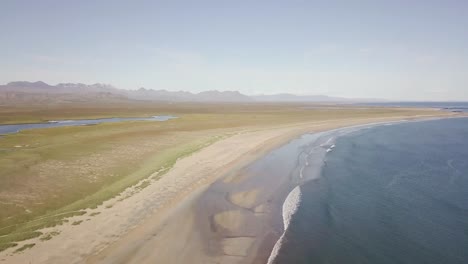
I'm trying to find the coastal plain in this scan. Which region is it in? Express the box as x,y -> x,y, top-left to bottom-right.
0,102 -> 457,263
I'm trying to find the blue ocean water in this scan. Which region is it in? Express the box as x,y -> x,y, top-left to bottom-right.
358,102 -> 468,112
273,118 -> 468,264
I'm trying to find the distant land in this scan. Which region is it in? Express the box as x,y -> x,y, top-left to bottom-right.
0,81 -> 384,104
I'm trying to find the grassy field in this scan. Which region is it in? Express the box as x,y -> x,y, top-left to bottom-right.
0,103 -> 447,250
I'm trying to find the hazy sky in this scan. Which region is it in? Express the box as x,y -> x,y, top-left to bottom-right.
1,0 -> 468,100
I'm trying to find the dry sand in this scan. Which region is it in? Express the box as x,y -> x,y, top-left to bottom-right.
0,113 -> 457,264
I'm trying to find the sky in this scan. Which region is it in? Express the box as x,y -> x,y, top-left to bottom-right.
1,0 -> 468,100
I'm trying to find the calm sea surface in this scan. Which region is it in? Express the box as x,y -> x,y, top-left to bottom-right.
272,117 -> 468,264
358,102 -> 468,112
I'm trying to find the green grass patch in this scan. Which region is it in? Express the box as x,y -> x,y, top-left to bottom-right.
71,220 -> 83,226
135,180 -> 151,190
0,242 -> 17,252
40,231 -> 60,241
14,243 -> 35,253
0,134 -> 224,246
0,231 -> 42,246
55,135 -> 225,212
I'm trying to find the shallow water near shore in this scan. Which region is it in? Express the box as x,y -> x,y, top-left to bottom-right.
193,123 -> 377,263
272,117 -> 468,264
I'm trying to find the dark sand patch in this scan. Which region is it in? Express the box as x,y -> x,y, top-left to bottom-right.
229,189 -> 260,209
222,237 -> 255,256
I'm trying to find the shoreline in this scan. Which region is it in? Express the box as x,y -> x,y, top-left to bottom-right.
0,113 -> 461,264
264,116 -> 468,264
195,116 -> 464,264
264,115 -> 468,264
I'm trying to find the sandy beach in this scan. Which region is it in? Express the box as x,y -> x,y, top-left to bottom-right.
0,113 -> 458,264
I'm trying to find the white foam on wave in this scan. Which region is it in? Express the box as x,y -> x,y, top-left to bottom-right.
267,186 -> 302,264
326,144 -> 335,153
320,137 -> 334,147
299,159 -> 308,179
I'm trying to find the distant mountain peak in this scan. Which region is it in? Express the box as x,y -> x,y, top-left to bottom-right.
0,81 -> 384,103
7,81 -> 52,88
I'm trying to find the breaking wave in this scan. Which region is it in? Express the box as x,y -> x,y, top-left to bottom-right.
267,185 -> 302,264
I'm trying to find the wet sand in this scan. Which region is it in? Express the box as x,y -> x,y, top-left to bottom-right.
0,114 -> 457,264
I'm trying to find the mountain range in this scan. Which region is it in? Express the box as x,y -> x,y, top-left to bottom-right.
0,81 -> 382,104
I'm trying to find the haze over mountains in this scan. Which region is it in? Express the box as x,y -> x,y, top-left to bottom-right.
0,81 -> 381,104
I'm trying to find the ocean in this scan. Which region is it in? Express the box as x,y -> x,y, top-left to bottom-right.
357,102 -> 468,112
269,117 -> 468,264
